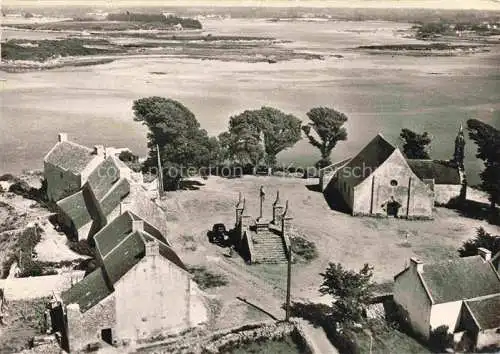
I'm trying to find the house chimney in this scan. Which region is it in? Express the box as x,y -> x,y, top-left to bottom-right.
132,220 -> 144,233
273,191 -> 284,225
58,133 -> 68,143
119,167 -> 131,180
120,201 -> 132,215
145,239 -> 159,257
477,247 -> 492,262
93,145 -> 105,157
281,200 -> 293,238
410,257 -> 423,273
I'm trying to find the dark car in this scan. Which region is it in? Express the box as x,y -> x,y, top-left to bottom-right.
211,223 -> 228,243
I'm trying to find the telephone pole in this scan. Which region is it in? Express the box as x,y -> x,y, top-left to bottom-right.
156,145 -> 164,199
285,244 -> 292,321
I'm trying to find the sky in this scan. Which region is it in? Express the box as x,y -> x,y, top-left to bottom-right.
3,0 -> 500,10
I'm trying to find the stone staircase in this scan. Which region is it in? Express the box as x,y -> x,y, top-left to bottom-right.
250,229 -> 288,264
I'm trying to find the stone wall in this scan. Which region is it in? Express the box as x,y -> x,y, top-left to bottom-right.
44,162 -> 82,203
113,251 -> 191,341
476,328 -> 500,351
393,266 -> 432,338
66,294 -> 116,352
351,150 -> 433,219
434,184 -> 462,205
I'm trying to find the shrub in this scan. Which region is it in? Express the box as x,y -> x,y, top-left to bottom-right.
458,227 -> 500,257
187,265 -> 228,290
0,173 -> 17,182
291,236 -> 318,262
429,326 -> 453,352
68,239 -> 95,257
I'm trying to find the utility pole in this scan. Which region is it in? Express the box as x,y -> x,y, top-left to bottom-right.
156,144 -> 164,199
259,185 -> 265,220
285,244 -> 292,321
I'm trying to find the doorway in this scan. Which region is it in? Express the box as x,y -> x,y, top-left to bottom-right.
387,199 -> 401,217
101,328 -> 113,345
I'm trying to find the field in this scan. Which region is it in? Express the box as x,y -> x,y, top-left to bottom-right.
160,175 -> 500,329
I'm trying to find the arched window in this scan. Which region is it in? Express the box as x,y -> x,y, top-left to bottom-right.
390,179 -> 398,187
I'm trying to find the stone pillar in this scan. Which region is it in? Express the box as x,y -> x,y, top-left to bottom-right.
235,193 -> 244,227
272,191 -> 284,225
65,304 -> 83,353
281,201 -> 293,237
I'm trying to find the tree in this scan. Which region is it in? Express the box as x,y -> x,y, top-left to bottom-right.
319,262 -> 374,325
458,227 -> 500,257
221,107 -> 301,167
132,97 -> 220,190
467,119 -> 500,211
302,107 -> 348,169
255,107 -> 302,166
222,110 -> 264,166
399,129 -> 432,159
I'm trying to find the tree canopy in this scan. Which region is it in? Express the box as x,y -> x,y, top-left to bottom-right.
133,97 -> 220,190
319,262 -> 374,325
220,107 -> 301,166
458,227 -> 500,258
399,128 -> 432,159
302,107 -> 348,169
467,119 -> 500,210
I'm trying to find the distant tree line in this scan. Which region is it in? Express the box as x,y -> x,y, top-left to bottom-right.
106,12 -> 202,29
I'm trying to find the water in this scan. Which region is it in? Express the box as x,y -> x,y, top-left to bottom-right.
1,19 -> 499,184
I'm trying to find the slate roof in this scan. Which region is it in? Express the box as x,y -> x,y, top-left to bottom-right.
102,231 -> 145,284
93,212 -> 137,257
407,160 -> 461,185
420,256 -> 500,304
65,216 -> 186,312
56,191 -> 92,230
61,268 -> 112,312
341,134 -> 396,186
100,178 -> 131,216
87,157 -> 121,200
465,294 -> 500,329
45,141 -> 97,174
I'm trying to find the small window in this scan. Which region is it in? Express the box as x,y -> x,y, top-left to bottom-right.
390,179 -> 398,187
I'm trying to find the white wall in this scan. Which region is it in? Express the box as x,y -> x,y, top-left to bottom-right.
352,150 -> 433,218
113,252 -> 191,340
393,266 -> 432,338
434,184 -> 462,205
430,301 -> 463,333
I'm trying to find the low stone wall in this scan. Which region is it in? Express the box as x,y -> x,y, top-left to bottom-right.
0,271 -> 85,300
136,320 -> 314,354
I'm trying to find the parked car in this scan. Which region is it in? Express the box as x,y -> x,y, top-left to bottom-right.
211,223 -> 228,243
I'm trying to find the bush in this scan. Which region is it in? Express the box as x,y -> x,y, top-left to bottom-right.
68,239 -> 95,257
429,326 -> 453,352
0,173 -> 17,182
291,236 -> 318,262
187,265 -> 228,290
458,227 -> 500,257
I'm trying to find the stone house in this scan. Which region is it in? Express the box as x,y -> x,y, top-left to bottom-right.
320,128 -> 465,218
46,134 -> 167,242
235,191 -> 291,264
48,211 -> 207,352
393,249 -> 500,351
44,133 -> 105,203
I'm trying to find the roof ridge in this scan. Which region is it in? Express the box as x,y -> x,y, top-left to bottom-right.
64,140 -> 94,152
101,230 -> 135,260
463,300 -> 482,330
